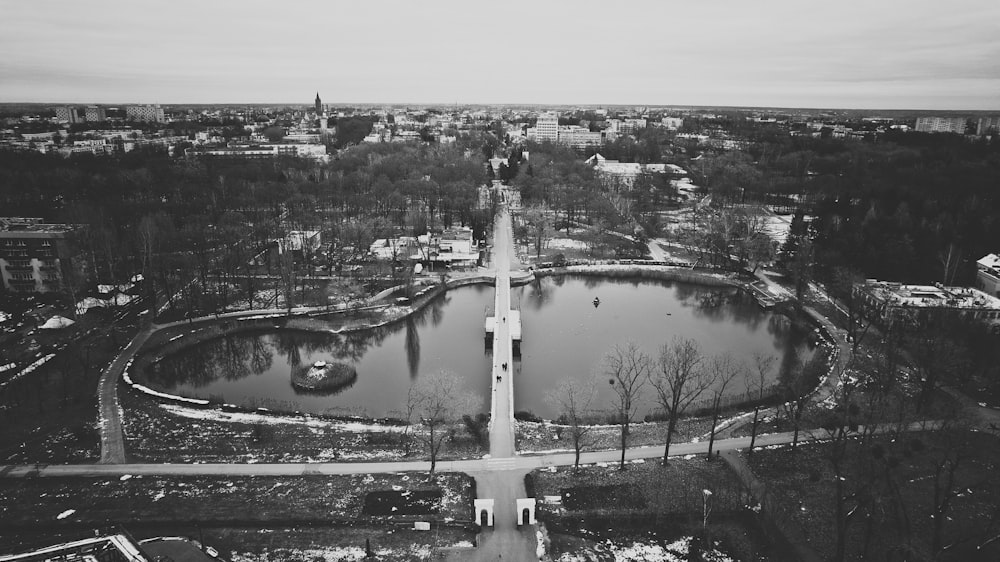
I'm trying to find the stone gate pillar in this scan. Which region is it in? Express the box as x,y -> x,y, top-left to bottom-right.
474,498 -> 494,527
516,498 -> 536,525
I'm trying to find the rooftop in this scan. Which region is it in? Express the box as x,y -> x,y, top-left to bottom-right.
0,217 -> 77,234
977,253 -> 1000,272
861,280 -> 1000,310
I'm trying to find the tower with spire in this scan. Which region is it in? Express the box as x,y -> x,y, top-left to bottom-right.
315,92 -> 322,115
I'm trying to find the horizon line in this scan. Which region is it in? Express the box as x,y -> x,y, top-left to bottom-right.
2,100 -> 999,113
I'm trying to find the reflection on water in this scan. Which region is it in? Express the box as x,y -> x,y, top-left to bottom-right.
141,277 -> 815,418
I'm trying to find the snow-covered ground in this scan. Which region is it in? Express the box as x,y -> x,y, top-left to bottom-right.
158,402 -> 409,432
555,536 -> 733,562
548,238 -> 589,250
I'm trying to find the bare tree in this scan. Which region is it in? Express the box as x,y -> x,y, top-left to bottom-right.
649,337 -> 711,464
705,353 -> 743,460
746,353 -> 776,455
605,342 -> 651,470
406,370 -> 480,474
545,377 -> 597,470
523,206 -> 553,259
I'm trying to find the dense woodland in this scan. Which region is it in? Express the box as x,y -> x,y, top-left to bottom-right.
0,138 -> 489,316
693,130 -> 1000,286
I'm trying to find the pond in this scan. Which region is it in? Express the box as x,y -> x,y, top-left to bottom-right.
139,276 -> 816,419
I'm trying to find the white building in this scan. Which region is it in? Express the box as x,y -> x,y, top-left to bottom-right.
660,117 -> 684,130
535,113 -> 559,143
914,117 -> 966,134
856,280 -> 1000,333
558,126 -> 603,149
584,153 -> 667,191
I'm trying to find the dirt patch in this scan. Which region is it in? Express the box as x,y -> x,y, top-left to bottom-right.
745,429 -> 1000,561
363,490 -> 442,516
561,484 -> 646,511
0,472 -> 473,536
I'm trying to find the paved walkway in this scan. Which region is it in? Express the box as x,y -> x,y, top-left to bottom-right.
474,192 -> 537,559
98,324 -> 153,464
1,423 -> 943,478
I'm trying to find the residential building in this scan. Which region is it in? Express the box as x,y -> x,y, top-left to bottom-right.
54,106 -> 82,124
855,280 -> 1000,333
126,104 -> 166,123
84,105 -> 107,122
914,116 -> 966,134
660,117 -> 684,130
191,143 -> 327,160
976,254 -> 1000,297
977,116 -> 1000,136
535,113 -> 559,143
558,125 -> 603,149
621,118 -> 647,135
0,217 -> 88,294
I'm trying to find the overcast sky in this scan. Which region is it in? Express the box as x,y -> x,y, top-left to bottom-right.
2,0 -> 998,109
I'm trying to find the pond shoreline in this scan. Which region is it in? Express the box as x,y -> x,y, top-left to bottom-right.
125,266 -> 825,429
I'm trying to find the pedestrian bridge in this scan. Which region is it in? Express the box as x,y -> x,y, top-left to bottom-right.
484,310 -> 521,341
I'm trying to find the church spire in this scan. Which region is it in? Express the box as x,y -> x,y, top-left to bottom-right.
315,92 -> 322,115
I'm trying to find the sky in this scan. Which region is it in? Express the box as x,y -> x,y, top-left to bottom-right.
1,0 -> 999,110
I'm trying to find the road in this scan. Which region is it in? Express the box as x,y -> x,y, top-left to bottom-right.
0,423 -> 942,478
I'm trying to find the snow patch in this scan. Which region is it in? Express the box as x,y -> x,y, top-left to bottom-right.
158,403 -> 408,432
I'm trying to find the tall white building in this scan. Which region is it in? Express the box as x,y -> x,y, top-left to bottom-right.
54,106 -> 82,124
535,113 -> 559,143
84,105 -> 106,122
915,117 -> 966,134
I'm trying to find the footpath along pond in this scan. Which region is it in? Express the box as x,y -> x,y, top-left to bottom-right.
138,276 -> 816,419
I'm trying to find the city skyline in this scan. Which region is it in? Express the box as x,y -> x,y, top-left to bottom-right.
2,0 -> 1000,110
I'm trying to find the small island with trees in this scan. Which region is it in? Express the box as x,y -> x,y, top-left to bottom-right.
291,360 -> 358,393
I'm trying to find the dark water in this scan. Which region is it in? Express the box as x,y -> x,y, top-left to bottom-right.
141,277 -> 815,419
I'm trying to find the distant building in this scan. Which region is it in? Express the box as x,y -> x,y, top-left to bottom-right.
84,105 -> 106,122
0,217 -> 88,294
976,254 -> 1000,297
914,117 -> 966,134
977,116 -> 1000,136
126,104 -> 166,123
315,92 -> 323,115
535,113 -> 559,143
855,280 -> 1000,333
585,153 -> 666,191
620,118 -> 647,135
660,117 -> 684,130
558,125 -> 604,149
190,143 -> 327,160
54,106 -> 82,124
